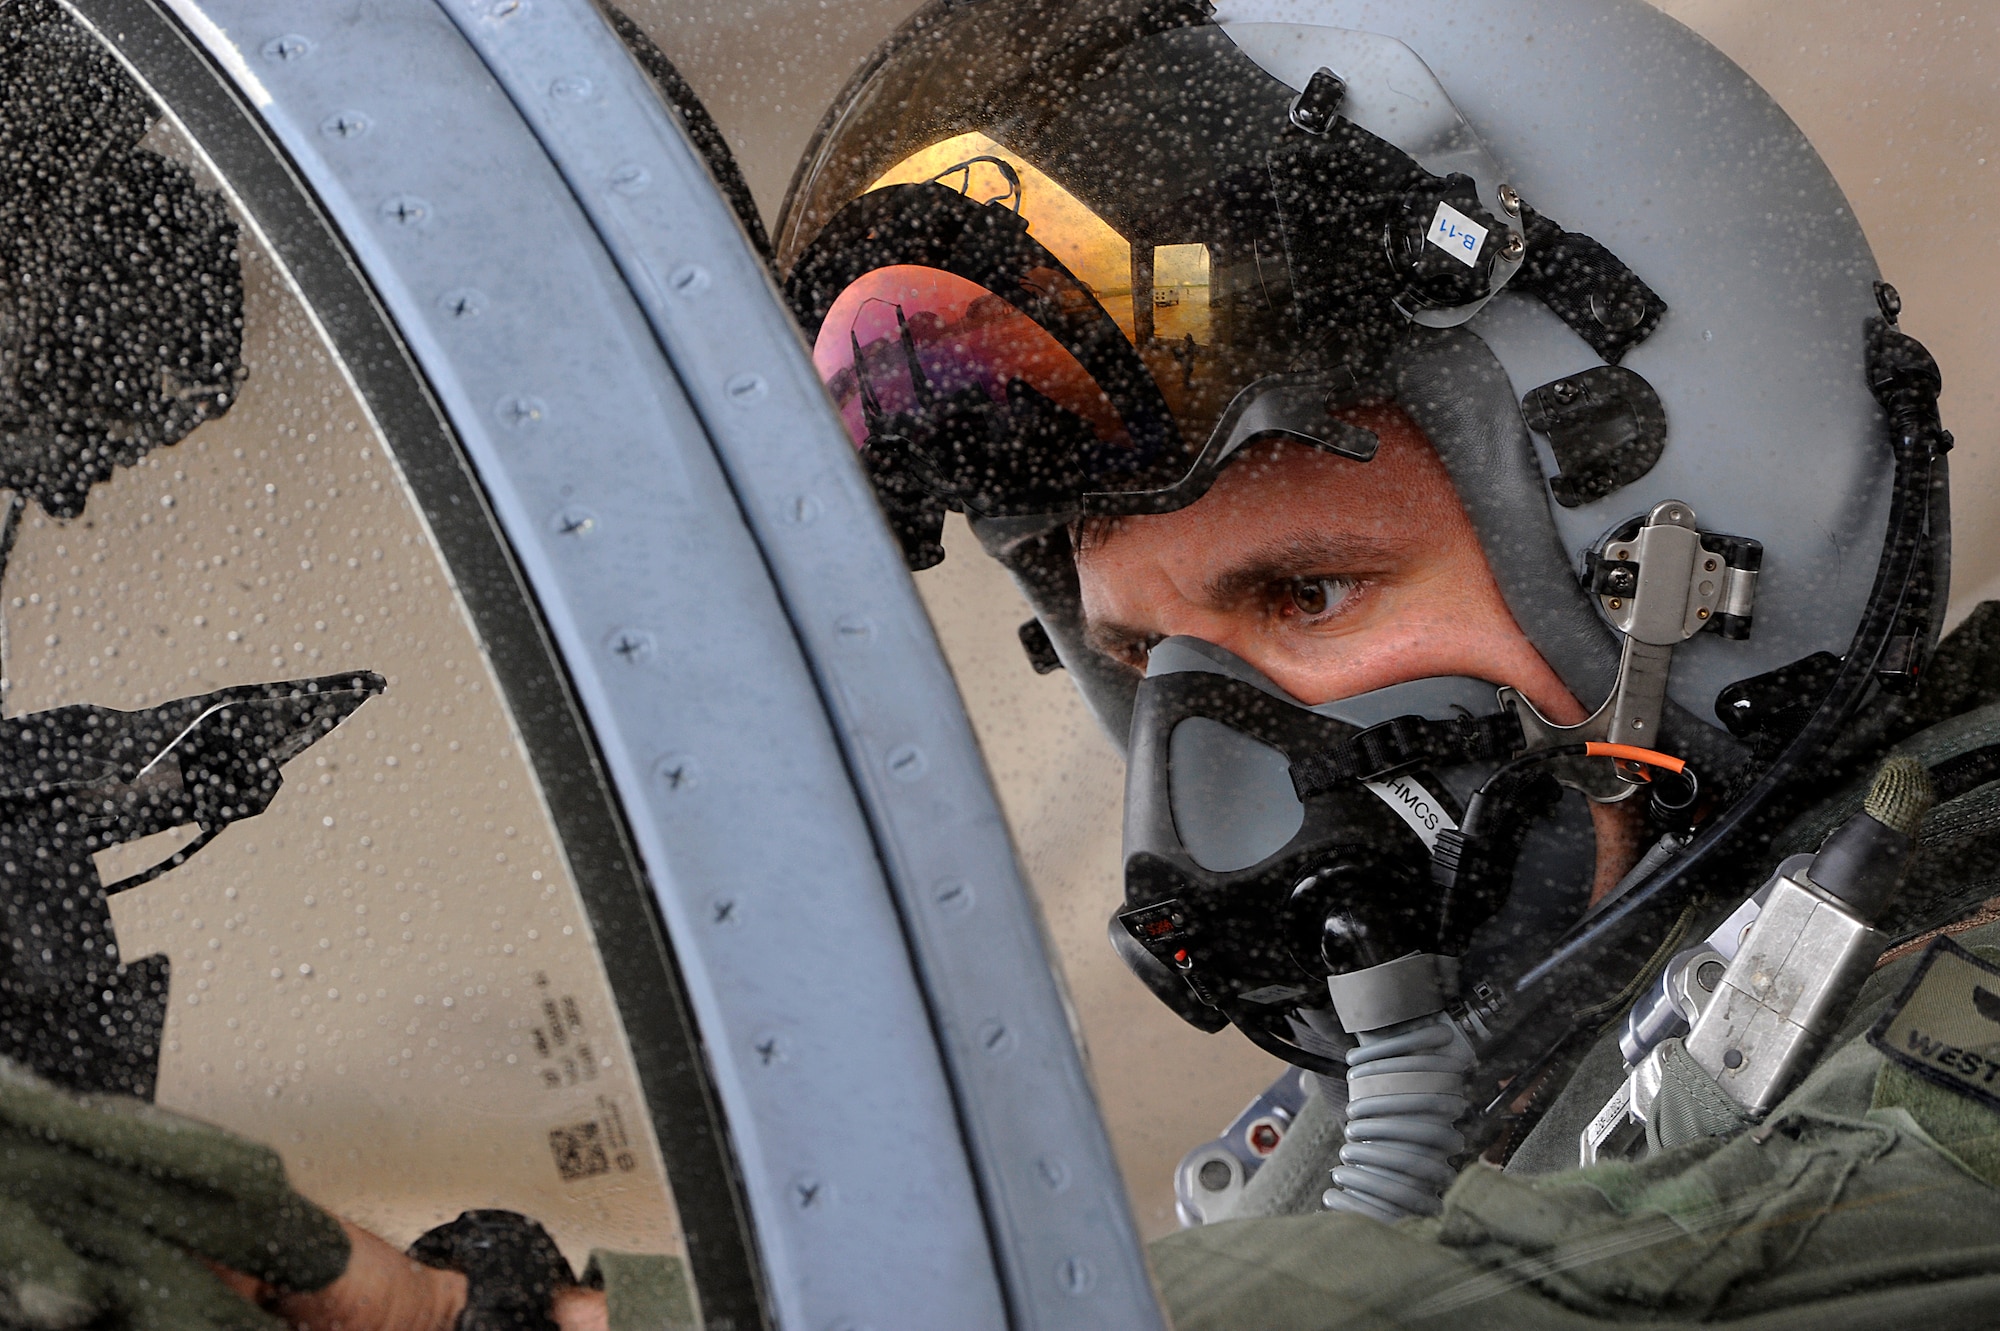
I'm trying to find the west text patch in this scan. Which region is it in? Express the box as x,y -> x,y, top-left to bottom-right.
1869,936 -> 2000,1112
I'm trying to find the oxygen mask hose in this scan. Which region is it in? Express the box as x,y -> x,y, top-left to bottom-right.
1320,954 -> 1473,1221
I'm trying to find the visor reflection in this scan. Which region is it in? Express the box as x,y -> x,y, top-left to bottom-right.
811,264 -> 1130,454
868,132 -> 1135,335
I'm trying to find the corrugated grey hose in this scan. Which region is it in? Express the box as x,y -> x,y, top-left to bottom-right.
1321,1011 -> 1473,1220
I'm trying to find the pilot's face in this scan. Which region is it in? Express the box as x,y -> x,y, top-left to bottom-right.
1074,403 -> 1642,898
1074,403 -> 1581,720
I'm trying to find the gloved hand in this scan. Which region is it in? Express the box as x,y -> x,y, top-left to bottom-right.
0,1057 -> 349,1330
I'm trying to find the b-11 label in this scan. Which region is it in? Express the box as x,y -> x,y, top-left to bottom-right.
1427,202 -> 1488,268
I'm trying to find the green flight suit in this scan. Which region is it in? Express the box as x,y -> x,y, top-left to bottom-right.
0,1053 -> 693,1330
1153,608 -> 2000,1329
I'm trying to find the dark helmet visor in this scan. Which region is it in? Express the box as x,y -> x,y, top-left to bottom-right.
781,0 -> 1663,558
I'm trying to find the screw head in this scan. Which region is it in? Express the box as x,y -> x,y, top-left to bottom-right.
1055,1257 -> 1097,1296
1497,182 -> 1523,216
496,395 -> 546,428
380,195 -> 432,228
1500,231 -> 1525,262
654,753 -> 697,790
320,110 -> 370,139
440,288 -> 485,319
608,629 -> 656,664
978,1020 -> 1016,1057
1875,280 -> 1902,324
263,34 -> 312,61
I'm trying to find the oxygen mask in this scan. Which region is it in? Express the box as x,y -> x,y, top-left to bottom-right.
1112,636 -> 1600,1069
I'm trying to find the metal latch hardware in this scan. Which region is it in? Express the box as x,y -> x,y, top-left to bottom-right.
1504,500 -> 1755,800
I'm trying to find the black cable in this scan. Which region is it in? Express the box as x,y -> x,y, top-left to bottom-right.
1930,744 -> 2000,806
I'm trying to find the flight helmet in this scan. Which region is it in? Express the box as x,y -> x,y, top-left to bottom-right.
776,0 -> 1950,1132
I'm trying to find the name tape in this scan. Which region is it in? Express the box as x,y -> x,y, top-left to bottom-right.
1869,936 -> 2000,1113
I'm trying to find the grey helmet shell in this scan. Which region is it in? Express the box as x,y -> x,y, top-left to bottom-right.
1208,0 -> 1911,734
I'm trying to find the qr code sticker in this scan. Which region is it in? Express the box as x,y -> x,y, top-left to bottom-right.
549,1120 -> 611,1181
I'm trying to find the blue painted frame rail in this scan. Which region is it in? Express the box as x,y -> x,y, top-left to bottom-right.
79,0 -> 1164,1326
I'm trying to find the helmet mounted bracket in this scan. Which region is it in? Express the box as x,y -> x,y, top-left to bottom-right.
1504,500 -> 1758,801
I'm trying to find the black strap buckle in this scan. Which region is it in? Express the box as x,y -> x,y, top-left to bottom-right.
1290,709 -> 1523,801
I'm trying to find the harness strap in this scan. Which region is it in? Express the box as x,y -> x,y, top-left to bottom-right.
1512,205 -> 1669,365
1290,710 -> 1524,800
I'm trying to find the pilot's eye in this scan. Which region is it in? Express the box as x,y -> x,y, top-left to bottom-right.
1286,576 -> 1355,620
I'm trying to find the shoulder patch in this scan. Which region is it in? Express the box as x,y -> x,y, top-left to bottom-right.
1869,936 -> 2000,1110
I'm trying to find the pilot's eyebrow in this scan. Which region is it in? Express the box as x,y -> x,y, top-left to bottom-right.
1080,532 -> 1408,661
1197,532 -> 1407,608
